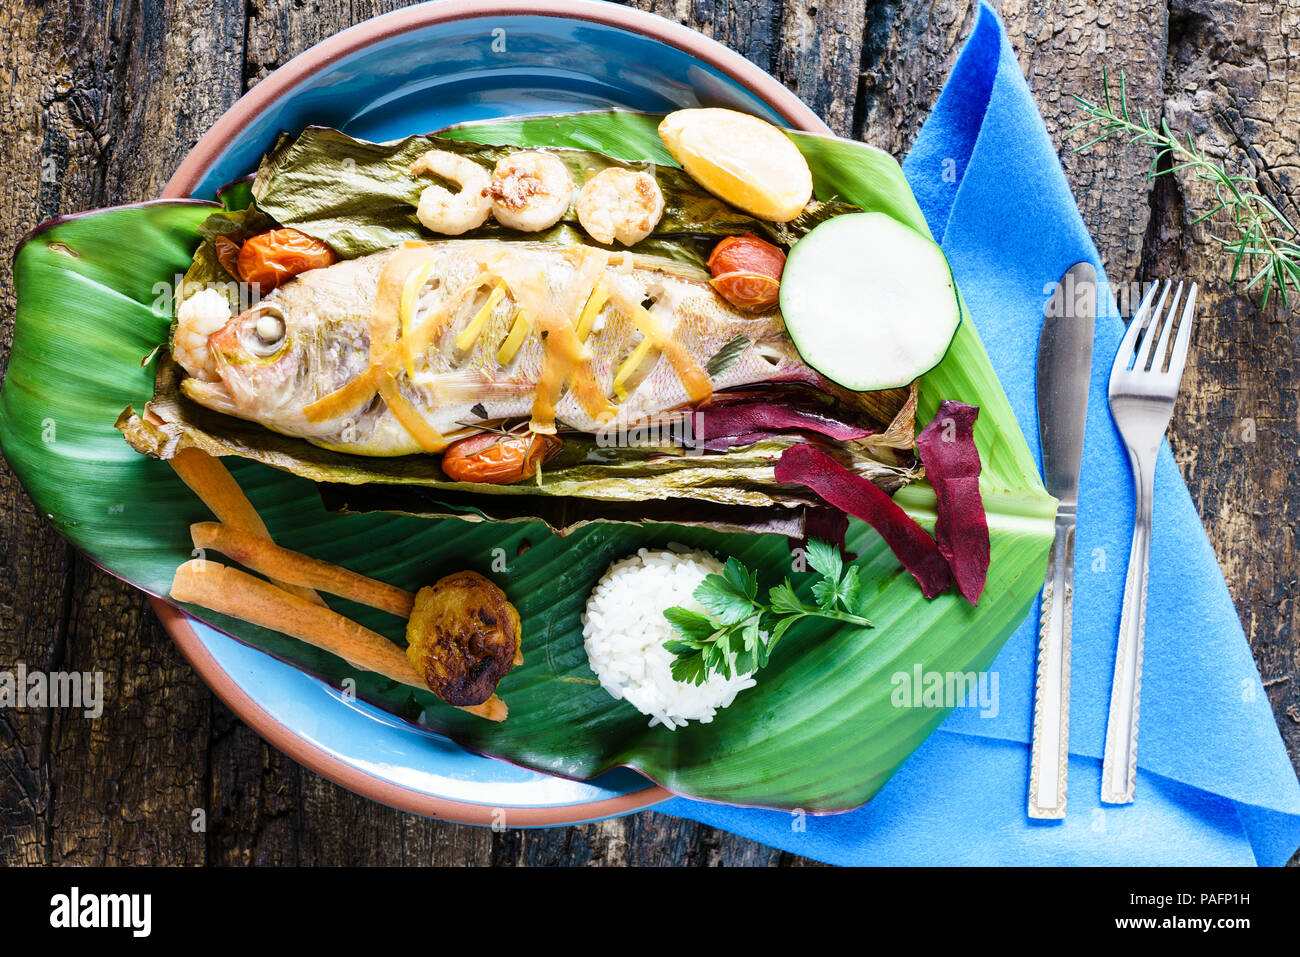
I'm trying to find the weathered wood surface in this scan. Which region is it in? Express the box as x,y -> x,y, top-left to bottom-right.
0,0 -> 1296,865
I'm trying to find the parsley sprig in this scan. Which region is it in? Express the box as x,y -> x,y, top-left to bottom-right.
663,540 -> 873,686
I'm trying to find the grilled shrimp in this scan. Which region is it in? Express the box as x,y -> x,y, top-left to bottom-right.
486,151 -> 574,231
575,168 -> 665,246
410,150 -> 493,235
173,288 -> 233,381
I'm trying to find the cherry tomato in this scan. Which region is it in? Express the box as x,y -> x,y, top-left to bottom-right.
709,271 -> 782,313
236,228 -> 337,292
214,234 -> 243,279
706,234 -> 785,312
441,431 -> 563,484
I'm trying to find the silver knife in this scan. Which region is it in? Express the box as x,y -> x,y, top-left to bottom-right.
1028,261 -> 1096,819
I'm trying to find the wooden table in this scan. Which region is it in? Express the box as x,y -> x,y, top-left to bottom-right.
1,0 -> 1296,866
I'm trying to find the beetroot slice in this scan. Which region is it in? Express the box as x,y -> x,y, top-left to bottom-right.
774,444 -> 952,598
701,430 -> 780,452
916,400 -> 989,604
787,505 -> 855,562
694,401 -> 873,445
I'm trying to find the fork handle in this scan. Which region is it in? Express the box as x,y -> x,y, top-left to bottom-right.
1101,447 -> 1156,804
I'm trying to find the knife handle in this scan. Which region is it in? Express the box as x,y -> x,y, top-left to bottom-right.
1100,449 -> 1155,804
1028,515 -> 1075,819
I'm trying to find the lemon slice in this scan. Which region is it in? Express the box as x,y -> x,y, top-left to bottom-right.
658,108 -> 813,222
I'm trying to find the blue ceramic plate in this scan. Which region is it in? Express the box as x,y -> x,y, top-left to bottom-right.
160,0 -> 830,825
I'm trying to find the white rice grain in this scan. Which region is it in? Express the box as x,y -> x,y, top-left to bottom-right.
582,548 -> 756,729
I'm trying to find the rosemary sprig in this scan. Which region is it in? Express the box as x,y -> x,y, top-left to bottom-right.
1071,67 -> 1300,309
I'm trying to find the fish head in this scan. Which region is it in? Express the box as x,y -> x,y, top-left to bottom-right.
180,298 -> 315,418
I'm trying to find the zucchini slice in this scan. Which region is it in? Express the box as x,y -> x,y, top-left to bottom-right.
779,212 -> 961,391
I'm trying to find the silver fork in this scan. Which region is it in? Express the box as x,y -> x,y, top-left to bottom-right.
1101,279 -> 1197,804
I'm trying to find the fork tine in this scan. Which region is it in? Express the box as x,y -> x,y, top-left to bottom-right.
1167,282 -> 1197,382
1134,281 -> 1177,372
1111,280 -> 1163,380
1147,281 -> 1184,372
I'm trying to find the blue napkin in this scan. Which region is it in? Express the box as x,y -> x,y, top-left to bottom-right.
661,2 -> 1300,865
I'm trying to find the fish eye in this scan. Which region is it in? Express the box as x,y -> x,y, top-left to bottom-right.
256,314 -> 285,345
245,307 -> 286,356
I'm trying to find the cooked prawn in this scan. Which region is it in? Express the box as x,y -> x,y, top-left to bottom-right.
173,288 -> 233,381
410,150 -> 492,235
486,151 -> 574,232
575,167 -> 665,246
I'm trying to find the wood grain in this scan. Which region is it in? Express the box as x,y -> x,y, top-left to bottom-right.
0,0 -> 1295,865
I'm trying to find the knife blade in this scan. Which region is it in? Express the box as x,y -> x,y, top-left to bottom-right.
1028,261 -> 1096,819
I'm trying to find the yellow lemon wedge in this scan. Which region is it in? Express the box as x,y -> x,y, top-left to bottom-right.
658,108 -> 813,222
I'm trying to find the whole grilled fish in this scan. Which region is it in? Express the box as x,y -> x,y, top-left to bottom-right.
174,239 -> 838,456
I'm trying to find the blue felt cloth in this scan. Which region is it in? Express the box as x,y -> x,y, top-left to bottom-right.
661,2 -> 1300,866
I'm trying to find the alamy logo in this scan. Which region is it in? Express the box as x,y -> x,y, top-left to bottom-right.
49,887 -> 151,937
0,665 -> 102,718
594,411 -> 701,454
890,665 -> 999,718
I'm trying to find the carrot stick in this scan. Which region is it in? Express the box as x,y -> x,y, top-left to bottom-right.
168,447 -> 324,606
169,559 -> 506,722
190,522 -> 415,618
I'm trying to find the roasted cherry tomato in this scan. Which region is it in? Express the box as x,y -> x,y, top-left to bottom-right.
706,234 -> 785,312
709,271 -> 782,313
236,228 -> 337,292
214,234 -> 243,280
441,431 -> 563,484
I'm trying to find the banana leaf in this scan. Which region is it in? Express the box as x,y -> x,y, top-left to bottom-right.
0,113 -> 1057,812
120,352 -> 919,520
252,124 -> 857,268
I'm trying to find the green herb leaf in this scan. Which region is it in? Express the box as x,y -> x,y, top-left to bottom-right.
812,575 -> 844,614
670,652 -> 709,686
722,556 -> 759,601
767,615 -> 799,654
694,558 -> 759,625
768,579 -> 806,616
841,565 -> 865,615
663,540 -> 875,687
663,606 -> 718,644
805,539 -> 842,582
706,334 -> 752,378
1072,70 -> 1300,311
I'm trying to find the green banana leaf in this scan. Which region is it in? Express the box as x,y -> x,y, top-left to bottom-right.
253,125 -> 857,268
0,114 -> 1056,811
121,354 -> 919,519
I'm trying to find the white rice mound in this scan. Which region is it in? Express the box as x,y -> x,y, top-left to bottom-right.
582,548 -> 757,730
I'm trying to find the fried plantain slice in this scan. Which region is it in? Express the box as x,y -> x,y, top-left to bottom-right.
405,571 -> 521,706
